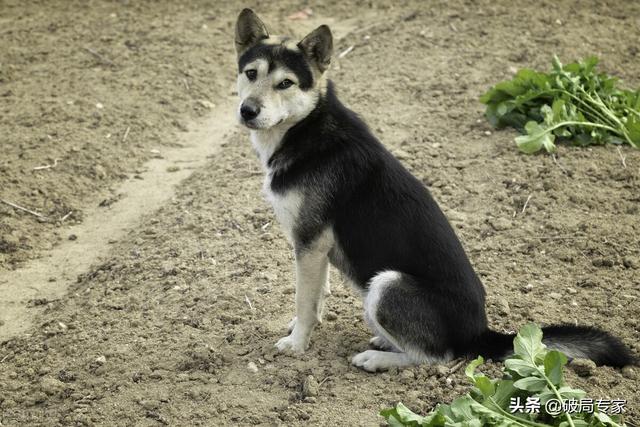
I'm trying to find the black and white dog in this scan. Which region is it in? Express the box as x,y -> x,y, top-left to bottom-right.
234,9 -> 635,371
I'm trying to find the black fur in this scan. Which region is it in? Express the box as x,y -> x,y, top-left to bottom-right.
266,81 -> 636,367
238,42 -> 314,89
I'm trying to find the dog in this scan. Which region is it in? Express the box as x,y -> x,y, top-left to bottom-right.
234,9 -> 635,371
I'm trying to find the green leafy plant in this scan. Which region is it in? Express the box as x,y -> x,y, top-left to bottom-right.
480,56 -> 640,153
381,324 -> 626,427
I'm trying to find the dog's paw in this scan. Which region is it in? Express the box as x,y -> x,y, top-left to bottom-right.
352,350 -> 407,372
275,334 -> 308,353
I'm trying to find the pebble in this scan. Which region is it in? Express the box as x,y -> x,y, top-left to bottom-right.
549,292 -> 562,299
592,258 -> 614,268
488,217 -> 511,231
623,257 -> 638,269
40,377 -> 65,396
246,362 -> 258,373
399,369 -> 415,383
522,284 -> 534,293
325,312 -> 338,321
434,365 -> 449,377
570,358 -> 596,377
94,355 -> 107,365
496,298 -> 510,315
302,375 -> 319,397
621,366 -> 637,380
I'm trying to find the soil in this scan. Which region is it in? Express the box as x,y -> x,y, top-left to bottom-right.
1,0 -> 639,426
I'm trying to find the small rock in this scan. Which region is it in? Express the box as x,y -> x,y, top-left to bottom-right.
570,358 -> 596,377
522,283 -> 534,293
247,362 -> 258,373
567,287 -> 578,295
496,298 -> 510,315
93,164 -> 107,179
303,396 -> 317,404
434,365 -> 449,377
592,258 -> 614,268
392,148 -> 410,160
197,99 -> 215,109
623,257 -> 638,269
621,366 -> 637,380
94,355 -> 107,365
488,217 -> 511,231
302,375 -> 319,397
68,234 -> 78,241
325,312 -> 338,321
400,369 -> 415,382
40,377 -> 65,396
549,292 -> 562,299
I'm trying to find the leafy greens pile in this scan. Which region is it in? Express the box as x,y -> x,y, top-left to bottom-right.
381,324 -> 626,427
480,56 -> 640,153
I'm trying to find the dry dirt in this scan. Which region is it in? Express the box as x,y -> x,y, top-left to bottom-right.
1,1 -> 640,426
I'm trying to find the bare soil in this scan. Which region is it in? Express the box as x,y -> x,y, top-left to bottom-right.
1,1 -> 639,426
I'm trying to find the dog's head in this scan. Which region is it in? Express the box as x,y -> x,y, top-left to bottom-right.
234,9 -> 333,130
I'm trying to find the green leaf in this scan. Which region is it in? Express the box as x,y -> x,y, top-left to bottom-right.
513,323 -> 546,361
505,358 -> 538,377
543,350 -> 567,386
513,376 -> 547,392
465,356 -> 484,381
491,380 -> 516,408
557,386 -> 586,400
515,122 -> 556,153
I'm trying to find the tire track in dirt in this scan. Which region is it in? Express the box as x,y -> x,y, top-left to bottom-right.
0,100 -> 238,341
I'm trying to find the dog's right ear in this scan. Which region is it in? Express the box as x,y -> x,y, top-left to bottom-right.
235,9 -> 269,57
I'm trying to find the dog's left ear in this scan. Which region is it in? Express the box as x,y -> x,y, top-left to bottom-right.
235,9 -> 269,56
298,25 -> 333,73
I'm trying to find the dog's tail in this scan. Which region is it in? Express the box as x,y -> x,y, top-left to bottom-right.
472,325 -> 636,367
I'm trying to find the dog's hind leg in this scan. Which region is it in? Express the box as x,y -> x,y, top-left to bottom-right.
352,270 -> 454,372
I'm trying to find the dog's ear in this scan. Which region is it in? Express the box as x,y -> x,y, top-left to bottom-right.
235,9 -> 269,56
298,25 -> 333,73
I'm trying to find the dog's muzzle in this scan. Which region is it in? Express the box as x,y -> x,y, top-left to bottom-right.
240,99 -> 261,122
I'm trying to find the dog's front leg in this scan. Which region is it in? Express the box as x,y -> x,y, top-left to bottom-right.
276,247 -> 329,353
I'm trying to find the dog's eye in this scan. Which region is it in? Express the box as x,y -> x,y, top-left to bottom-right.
245,69 -> 257,81
276,79 -> 294,90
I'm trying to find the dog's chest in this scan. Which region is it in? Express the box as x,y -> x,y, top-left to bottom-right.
262,173 -> 302,243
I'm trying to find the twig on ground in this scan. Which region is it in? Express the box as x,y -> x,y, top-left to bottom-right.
82,47 -> 116,67
521,194 -> 532,214
33,158 -> 60,170
337,45 -> 355,59
122,126 -> 131,142
0,354 -> 10,363
617,146 -> 627,168
61,211 -> 73,222
0,198 -> 47,219
244,294 -> 254,311
318,375 -> 332,387
449,359 -> 466,374
551,153 -> 569,175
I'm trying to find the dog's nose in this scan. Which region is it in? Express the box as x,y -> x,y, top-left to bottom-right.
240,103 -> 260,121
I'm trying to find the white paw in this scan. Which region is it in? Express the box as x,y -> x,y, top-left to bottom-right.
275,334 -> 308,353
352,350 -> 409,372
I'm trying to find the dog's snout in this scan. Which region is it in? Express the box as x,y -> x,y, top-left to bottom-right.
240,101 -> 260,121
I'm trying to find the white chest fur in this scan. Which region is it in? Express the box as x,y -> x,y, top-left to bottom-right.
250,128 -> 302,243
262,174 -> 302,243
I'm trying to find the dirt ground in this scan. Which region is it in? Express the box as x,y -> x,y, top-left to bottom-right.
1,0 -> 639,426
